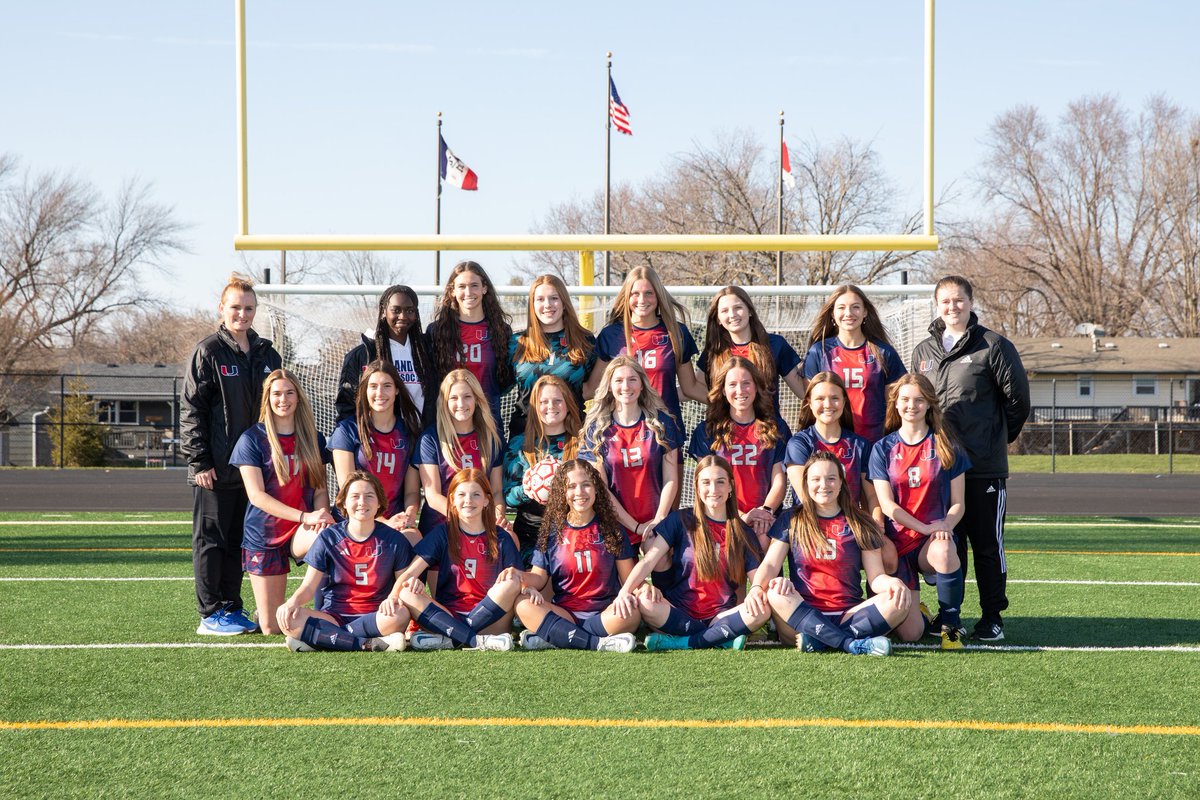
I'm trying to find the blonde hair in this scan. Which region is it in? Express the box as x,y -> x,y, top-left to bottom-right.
582,355 -> 674,458
435,369 -> 502,472
522,376 -> 582,463
258,369 -> 326,492
607,266 -> 689,370
883,374 -> 959,470
219,272 -> 256,304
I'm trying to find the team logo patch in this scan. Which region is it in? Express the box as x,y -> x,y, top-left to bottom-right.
919,360 -> 934,372
653,333 -> 670,347
220,365 -> 239,377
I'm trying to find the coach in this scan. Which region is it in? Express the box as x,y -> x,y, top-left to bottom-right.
911,276 -> 1030,642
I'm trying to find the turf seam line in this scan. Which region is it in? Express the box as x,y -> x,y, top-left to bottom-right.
0,521 -> 188,526
2,642 -> 1198,652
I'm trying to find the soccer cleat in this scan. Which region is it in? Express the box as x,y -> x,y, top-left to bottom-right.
717,634 -> 747,651
196,613 -> 245,636
470,633 -> 514,652
518,631 -> 555,651
847,636 -> 892,656
594,632 -> 637,653
224,609 -> 259,634
747,622 -> 771,643
796,633 -> 831,653
940,624 -> 964,650
364,632 -> 408,652
971,622 -> 1005,642
645,633 -> 691,651
285,636 -> 315,652
410,632 -> 456,651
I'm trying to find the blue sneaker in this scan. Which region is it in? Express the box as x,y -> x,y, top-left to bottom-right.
196,613 -> 244,636
224,609 -> 259,633
645,633 -> 691,651
717,634 -> 747,650
848,636 -> 892,656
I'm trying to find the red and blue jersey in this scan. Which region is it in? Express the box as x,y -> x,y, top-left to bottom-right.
580,411 -> 683,545
532,518 -> 634,615
595,321 -> 698,424
696,333 -> 801,412
784,426 -> 872,507
230,424 -> 329,550
328,417 -> 414,518
803,338 -> 906,443
688,417 -> 790,514
768,508 -> 866,613
415,524 -> 520,615
653,510 -> 759,622
412,425 -> 505,531
868,431 -> 970,556
305,521 -> 414,618
457,319 -> 501,416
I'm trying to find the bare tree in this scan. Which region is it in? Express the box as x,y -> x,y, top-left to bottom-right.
1148,105 -> 1200,337
69,305 -> 216,367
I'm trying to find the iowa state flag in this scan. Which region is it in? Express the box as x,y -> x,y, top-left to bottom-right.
439,134 -> 478,190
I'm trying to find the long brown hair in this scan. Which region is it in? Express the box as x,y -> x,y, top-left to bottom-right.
435,369 -> 502,472
883,374 -> 959,470
522,376 -> 581,463
537,459 -> 626,556
444,468 -> 500,564
807,284 -> 896,378
581,355 -> 674,458
354,360 -> 420,460
516,275 -> 592,365
796,371 -> 856,433
607,266 -> 689,369
704,356 -> 780,452
689,455 -> 756,584
429,260 -> 514,389
789,451 -> 883,557
258,369 -> 326,492
701,286 -> 776,388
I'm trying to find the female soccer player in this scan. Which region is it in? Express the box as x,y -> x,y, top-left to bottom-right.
580,356 -> 683,548
508,275 -> 596,438
587,265 -> 703,424
335,284 -> 435,424
754,452 -> 909,654
695,286 -> 805,409
413,370 -> 505,532
329,361 -> 421,544
230,368 -> 332,635
687,357 -> 789,549
620,455 -> 769,651
870,374 -> 971,649
426,261 -> 514,428
276,471 -> 413,652
513,459 -> 639,652
803,284 -> 906,443
183,274 -> 282,635
381,470 -> 522,651
502,376 -> 582,564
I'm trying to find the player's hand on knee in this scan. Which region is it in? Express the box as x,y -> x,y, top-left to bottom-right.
768,576 -> 794,597
612,591 -> 637,619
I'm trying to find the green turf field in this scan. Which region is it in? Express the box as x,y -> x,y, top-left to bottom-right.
2,512 -> 1198,798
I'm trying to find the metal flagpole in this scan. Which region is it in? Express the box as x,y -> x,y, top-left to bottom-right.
604,52 -> 612,286
435,111 -> 443,285
776,111 -> 784,285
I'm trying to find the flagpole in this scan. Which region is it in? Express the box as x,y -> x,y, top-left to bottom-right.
435,111 -> 443,285
776,110 -> 784,286
603,51 -> 612,286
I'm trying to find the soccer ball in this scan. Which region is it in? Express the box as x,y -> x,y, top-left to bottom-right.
523,456 -> 560,505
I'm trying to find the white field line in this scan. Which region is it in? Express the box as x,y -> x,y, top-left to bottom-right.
894,643 -> 1200,653
0,576 -> 303,582
0,521 -> 186,526
1008,522 -> 1199,529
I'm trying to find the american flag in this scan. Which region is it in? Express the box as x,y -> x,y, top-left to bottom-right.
609,77 -> 632,135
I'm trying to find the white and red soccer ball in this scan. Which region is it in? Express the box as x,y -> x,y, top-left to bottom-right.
522,456 -> 560,505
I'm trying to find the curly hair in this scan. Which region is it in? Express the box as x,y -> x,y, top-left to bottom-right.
536,459 -> 626,556
581,355 -> 674,458
429,261 -> 514,390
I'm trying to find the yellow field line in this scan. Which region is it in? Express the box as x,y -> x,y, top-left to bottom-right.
0,548 -> 189,553
1008,549 -> 1200,557
3,715 -> 1198,737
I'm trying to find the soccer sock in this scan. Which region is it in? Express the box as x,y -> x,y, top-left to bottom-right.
465,596 -> 508,634
935,569 -> 965,628
343,613 -> 382,639
786,603 -> 851,652
535,613 -> 597,651
843,605 -> 891,638
300,617 -> 365,652
417,606 -> 475,648
688,614 -> 752,649
657,607 -> 699,637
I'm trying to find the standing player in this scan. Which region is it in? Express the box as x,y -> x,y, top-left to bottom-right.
508,275 -> 596,438
513,459 -> 640,652
688,357 -> 789,550
911,276 -> 1030,642
427,261 -> 514,428
276,472 -> 412,652
381,470 -> 522,651
329,361 -> 421,545
580,356 -> 683,549
803,284 -> 906,444
183,275 -> 282,635
869,374 -> 971,649
230,368 -> 333,635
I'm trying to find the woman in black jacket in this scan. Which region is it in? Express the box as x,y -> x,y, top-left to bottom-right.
182,275 -> 282,635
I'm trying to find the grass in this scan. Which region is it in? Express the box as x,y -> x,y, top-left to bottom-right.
1009,453 -> 1200,473
2,514 -> 1200,798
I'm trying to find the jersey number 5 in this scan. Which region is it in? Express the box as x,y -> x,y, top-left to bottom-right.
354,563 -> 369,586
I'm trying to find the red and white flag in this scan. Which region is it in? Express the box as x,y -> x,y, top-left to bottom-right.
781,140 -> 795,190
439,134 -> 478,190
609,77 -> 632,136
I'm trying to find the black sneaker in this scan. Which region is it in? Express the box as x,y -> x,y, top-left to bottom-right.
971,623 -> 1004,642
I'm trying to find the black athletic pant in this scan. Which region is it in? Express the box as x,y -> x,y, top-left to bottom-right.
954,477 -> 1009,625
193,486 -> 248,618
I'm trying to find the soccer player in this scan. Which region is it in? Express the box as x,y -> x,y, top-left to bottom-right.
230,368 -> 333,635
586,265 -> 703,424
426,261 -> 514,428
502,376 -> 582,565
182,275 -> 282,635
335,284 -> 435,425
507,275 -> 596,438
687,356 -> 789,550
329,361 -> 421,545
755,452 -> 909,654
412,370 -> 505,532
910,275 -> 1030,642
382,470 -> 522,651
580,356 -> 683,549
869,374 -> 971,649
621,455 -> 769,651
276,471 -> 413,652
803,284 -> 906,444
513,459 -> 640,652
695,285 -> 806,410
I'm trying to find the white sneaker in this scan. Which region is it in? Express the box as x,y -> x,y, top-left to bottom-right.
470,633 -> 514,652
364,632 -> 408,652
410,632 -> 455,651
519,631 -> 555,651
595,632 -> 637,653
285,636 -> 315,652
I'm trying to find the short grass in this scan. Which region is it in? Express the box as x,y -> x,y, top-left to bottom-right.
2,514 -> 1199,799
1009,453 -> 1200,473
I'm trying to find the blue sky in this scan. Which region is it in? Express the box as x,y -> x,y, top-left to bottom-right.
5,1 -> 1198,307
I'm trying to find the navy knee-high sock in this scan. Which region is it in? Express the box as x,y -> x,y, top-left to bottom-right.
417,606 -> 475,647
344,613 -> 382,638
935,569 -> 964,628
465,597 -> 507,634
688,613 -> 752,649
657,607 -> 699,636
300,617 -> 365,652
843,605 -> 891,638
536,613 -> 597,651
786,603 -> 853,652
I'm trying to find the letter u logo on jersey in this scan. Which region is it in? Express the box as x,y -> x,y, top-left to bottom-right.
219,365 -> 239,377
